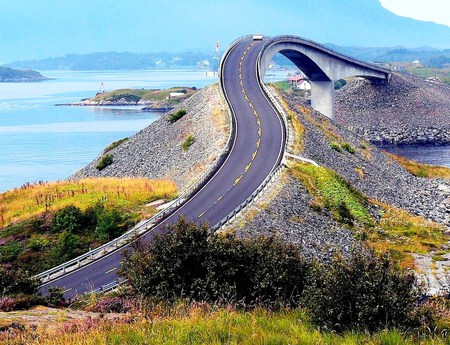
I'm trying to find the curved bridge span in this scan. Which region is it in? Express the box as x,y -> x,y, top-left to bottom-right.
258,35 -> 391,119
38,35 -> 390,297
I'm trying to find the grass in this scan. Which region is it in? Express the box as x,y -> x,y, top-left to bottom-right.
182,135 -> 196,151
386,152 -> 450,179
291,163 -> 372,225
96,154 -> 113,170
404,64 -> 450,85
0,178 -> 177,228
2,305 -> 449,344
167,108 -> 187,123
103,137 -> 128,154
291,162 -> 449,267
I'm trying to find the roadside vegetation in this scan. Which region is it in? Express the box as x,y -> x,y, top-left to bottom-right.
181,134 -> 196,151
1,219 -> 449,344
0,178 -> 177,274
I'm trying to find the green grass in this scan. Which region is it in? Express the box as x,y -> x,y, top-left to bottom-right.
292,163 -> 372,226
5,306 -> 449,344
96,154 -> 113,170
387,152 -> 450,179
182,134 -> 196,151
167,109 -> 187,123
104,137 -> 128,153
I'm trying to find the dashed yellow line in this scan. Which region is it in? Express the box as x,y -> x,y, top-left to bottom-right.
234,175 -> 243,186
256,138 -> 261,148
252,150 -> 257,160
244,162 -> 252,172
258,127 -> 262,136
256,118 -> 261,126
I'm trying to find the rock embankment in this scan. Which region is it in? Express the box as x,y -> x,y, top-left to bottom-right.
335,74 -> 450,145
70,85 -> 230,192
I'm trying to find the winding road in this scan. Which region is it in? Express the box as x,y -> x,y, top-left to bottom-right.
41,38 -> 286,297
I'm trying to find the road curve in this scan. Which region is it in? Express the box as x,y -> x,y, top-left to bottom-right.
41,38 -> 286,298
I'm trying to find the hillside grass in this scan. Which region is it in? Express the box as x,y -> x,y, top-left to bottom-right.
386,152 -> 450,179
0,178 -> 177,227
2,306 -> 449,345
291,162 -> 449,268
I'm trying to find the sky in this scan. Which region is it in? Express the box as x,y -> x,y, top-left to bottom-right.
1,0 -> 450,64
379,0 -> 450,27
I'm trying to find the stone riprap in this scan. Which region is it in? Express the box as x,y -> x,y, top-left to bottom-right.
335,74 -> 450,145
70,85 -> 230,192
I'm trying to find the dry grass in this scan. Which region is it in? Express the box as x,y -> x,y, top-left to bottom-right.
364,200 -> 449,268
2,304 -> 449,345
386,152 -> 450,179
0,178 -> 177,227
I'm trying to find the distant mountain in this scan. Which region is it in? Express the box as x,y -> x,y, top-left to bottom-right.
5,51 -> 215,71
326,45 -> 450,67
1,0 -> 450,63
0,66 -> 48,82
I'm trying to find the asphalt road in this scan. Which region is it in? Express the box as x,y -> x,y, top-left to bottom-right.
41,39 -> 286,298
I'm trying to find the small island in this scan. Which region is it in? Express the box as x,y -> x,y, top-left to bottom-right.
56,86 -> 198,112
0,66 -> 48,82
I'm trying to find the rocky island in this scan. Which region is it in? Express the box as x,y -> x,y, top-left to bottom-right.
0,66 -> 48,82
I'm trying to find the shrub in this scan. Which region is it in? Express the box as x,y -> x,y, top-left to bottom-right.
302,248 -> 421,332
51,205 -> 84,233
330,142 -> 343,153
96,154 -> 113,170
104,137 -> 128,153
0,297 -> 16,311
0,266 -> 39,296
53,230 -> 80,262
167,109 -> 187,123
120,218 -> 308,308
182,135 -> 196,151
46,286 -> 67,308
341,142 -> 356,154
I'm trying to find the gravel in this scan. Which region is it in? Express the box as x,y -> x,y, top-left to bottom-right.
70,85 -> 230,192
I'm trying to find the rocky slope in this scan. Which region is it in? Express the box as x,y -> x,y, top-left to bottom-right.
335,74 -> 450,145
0,66 -> 48,82
233,87 -> 450,293
70,84 -> 230,192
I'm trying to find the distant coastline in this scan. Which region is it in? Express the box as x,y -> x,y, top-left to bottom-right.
0,66 -> 48,82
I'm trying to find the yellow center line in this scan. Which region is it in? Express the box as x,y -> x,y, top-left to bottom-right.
244,162 -> 252,172
258,128 -> 262,136
252,150 -> 257,160
234,175 -> 243,186
256,139 -> 261,148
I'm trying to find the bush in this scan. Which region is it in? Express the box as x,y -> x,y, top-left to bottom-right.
341,142 -> 356,154
167,109 -> 187,123
302,248 -> 421,332
0,266 -> 39,296
330,142 -> 343,153
51,205 -> 84,233
182,135 -> 196,151
96,154 -> 113,170
120,218 -> 308,308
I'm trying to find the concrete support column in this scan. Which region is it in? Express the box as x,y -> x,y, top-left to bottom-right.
311,80 -> 335,120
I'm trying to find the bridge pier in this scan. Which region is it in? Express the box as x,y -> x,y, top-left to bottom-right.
310,80 -> 335,120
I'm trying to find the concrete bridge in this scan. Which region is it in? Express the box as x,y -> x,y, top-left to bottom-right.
258,35 -> 392,119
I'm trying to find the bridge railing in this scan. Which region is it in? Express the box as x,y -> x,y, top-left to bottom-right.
263,35 -> 392,75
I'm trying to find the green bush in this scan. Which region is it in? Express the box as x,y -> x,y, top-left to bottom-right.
182,135 -> 196,151
96,154 -> 113,170
167,109 -> 187,123
341,142 -> 356,154
53,230 -> 80,262
302,249 -> 421,332
330,142 -> 343,153
0,266 -> 39,296
104,137 -> 128,153
120,218 -> 308,307
51,205 -> 84,233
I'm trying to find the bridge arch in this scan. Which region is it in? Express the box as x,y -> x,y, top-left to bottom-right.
258,35 -> 391,119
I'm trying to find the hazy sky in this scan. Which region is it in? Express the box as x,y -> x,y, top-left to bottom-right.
380,0 -> 450,27
1,0 -> 450,63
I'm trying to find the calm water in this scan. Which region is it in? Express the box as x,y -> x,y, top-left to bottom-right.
0,70 -> 218,192
1,70 -> 447,193
380,145 -> 450,168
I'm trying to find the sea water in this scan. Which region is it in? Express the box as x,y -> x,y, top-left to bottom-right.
0,70 -> 218,192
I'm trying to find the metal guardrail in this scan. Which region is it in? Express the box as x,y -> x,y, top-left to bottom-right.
36,43 -> 249,285
38,35 -> 290,292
